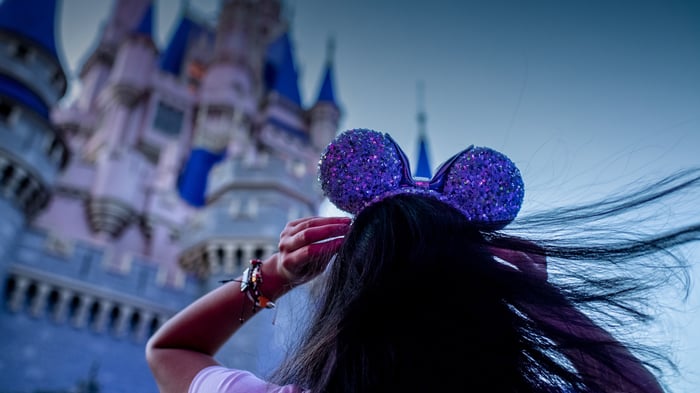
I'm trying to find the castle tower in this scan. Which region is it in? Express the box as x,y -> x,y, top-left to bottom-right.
175,10 -> 342,371
41,0 -> 160,248
0,0 -> 68,259
0,3 -> 440,390
84,1 -> 159,239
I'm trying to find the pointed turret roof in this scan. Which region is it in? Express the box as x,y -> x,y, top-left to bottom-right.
134,1 -> 155,38
414,133 -> 432,179
316,66 -> 336,103
413,81 -> 432,178
265,32 -> 302,106
0,0 -> 61,60
315,38 -> 338,104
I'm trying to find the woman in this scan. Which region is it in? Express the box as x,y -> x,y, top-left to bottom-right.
147,129 -> 697,392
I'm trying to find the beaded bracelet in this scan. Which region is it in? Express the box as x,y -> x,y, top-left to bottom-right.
241,259 -> 275,317
221,259 -> 276,322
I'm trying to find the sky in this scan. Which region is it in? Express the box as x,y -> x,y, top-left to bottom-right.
56,0 -> 700,391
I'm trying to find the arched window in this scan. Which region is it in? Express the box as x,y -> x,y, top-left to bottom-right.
108,306 -> 120,334
87,301 -> 100,329
235,247 -> 244,269
68,295 -> 80,320
3,276 -> 16,309
25,282 -> 37,311
148,316 -> 160,337
47,289 -> 60,316
129,311 -> 141,339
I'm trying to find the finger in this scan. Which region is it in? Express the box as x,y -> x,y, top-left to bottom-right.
280,223 -> 349,253
283,216 -> 351,238
281,237 -> 345,279
280,217 -> 350,246
284,237 -> 345,265
307,237 -> 345,258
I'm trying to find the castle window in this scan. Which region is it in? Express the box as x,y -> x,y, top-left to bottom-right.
12,43 -> 31,62
216,247 -> 225,269
17,176 -> 29,197
108,306 -> 120,333
153,101 -> 183,136
25,282 -> 37,311
129,311 -> 141,339
136,141 -> 160,164
148,315 -> 160,337
235,248 -> 244,269
0,101 -> 14,124
47,289 -> 59,317
50,69 -> 65,91
3,276 -> 16,307
68,295 -> 80,320
1,164 -> 15,185
88,301 -> 100,328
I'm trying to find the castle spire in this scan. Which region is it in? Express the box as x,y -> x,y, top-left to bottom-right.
270,32 -> 302,106
315,36 -> 338,104
134,1 -> 156,39
414,81 -> 432,179
309,36 -> 341,152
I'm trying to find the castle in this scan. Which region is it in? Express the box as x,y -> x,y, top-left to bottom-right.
0,0 -> 346,391
0,0 -> 434,391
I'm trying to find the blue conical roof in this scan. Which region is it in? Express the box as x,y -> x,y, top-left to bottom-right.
315,64 -> 337,104
134,1 -> 155,38
315,38 -> 338,105
264,32 -> 302,106
0,0 -> 60,60
414,134 -> 432,179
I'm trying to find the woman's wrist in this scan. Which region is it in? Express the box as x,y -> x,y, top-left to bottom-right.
259,254 -> 295,301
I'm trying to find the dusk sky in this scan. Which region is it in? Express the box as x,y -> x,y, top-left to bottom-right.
57,0 -> 699,391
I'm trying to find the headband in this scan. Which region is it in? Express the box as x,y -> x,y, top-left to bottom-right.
318,129 -> 524,229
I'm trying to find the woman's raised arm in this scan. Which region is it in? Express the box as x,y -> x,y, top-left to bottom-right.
145,216 -> 350,393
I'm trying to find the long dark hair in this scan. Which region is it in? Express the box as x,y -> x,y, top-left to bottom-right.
271,169 -> 700,393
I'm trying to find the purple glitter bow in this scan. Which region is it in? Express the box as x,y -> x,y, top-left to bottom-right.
318,129 -> 524,229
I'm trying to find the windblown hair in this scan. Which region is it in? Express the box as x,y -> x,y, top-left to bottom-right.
272,169 -> 700,393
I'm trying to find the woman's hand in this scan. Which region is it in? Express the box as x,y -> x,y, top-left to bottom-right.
273,216 -> 351,284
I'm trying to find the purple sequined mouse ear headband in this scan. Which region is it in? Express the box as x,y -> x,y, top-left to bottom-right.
318,128 -> 525,229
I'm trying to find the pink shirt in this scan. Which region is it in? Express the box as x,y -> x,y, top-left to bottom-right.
189,366 -> 306,393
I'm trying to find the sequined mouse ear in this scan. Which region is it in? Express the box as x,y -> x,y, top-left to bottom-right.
318,129 -> 405,215
438,146 -> 525,229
